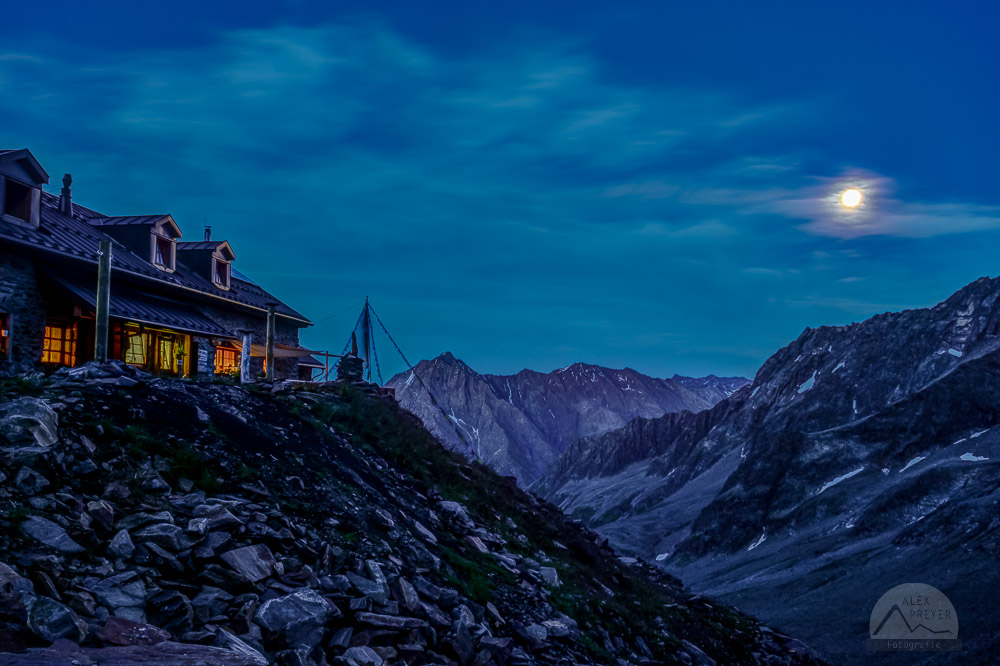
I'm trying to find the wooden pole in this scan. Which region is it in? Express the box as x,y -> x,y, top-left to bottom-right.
94,240 -> 112,363
265,303 -> 276,381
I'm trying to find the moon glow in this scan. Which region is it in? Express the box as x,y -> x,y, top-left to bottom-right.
841,188 -> 863,208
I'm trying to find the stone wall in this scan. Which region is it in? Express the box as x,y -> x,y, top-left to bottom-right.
0,250 -> 47,374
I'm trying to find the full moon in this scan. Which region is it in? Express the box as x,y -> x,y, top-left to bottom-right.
841,188 -> 863,208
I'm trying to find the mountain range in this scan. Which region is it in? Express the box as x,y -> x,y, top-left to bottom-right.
537,276 -> 1000,664
386,353 -> 746,484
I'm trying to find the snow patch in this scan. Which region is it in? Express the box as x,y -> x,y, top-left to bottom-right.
797,370 -> 817,394
750,385 -> 760,398
971,429 -> 988,438
948,348 -> 963,357
960,453 -> 989,462
852,399 -> 857,413
655,553 -> 668,562
403,372 -> 416,389
952,437 -> 967,446
900,456 -> 926,473
747,529 -> 767,551
881,468 -> 889,475
833,362 -> 845,372
816,467 -> 864,495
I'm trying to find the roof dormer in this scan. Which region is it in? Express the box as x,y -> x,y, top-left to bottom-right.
0,149 -> 49,228
88,214 -> 182,272
177,234 -> 236,291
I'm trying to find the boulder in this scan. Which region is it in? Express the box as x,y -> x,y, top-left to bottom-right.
92,571 -> 146,613
253,588 -> 330,650
343,646 -> 383,666
220,544 -> 277,583
132,524 -> 186,552
13,467 -> 49,495
21,516 -> 84,553
538,567 -> 560,588
214,629 -> 268,666
0,397 -> 58,448
25,595 -> 85,642
96,616 -> 171,646
108,529 -> 136,560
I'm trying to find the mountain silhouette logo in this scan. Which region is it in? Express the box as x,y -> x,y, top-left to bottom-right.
866,583 -> 962,652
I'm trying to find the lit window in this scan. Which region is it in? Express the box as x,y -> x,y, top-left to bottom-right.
214,346 -> 239,374
213,259 -> 231,289
41,323 -> 77,366
153,235 -> 175,270
124,326 -> 149,366
0,313 -> 10,358
2,178 -> 31,222
158,336 -> 175,372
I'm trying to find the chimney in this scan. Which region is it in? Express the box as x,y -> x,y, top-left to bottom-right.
204,225 -> 212,242
59,173 -> 72,215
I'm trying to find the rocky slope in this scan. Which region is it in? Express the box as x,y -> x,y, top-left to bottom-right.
386,354 -> 746,484
0,362 -> 821,665
539,277 -> 1000,664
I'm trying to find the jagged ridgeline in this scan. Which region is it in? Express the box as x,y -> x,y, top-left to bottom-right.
387,353 -> 747,485
540,276 -> 1000,665
0,368 -> 823,665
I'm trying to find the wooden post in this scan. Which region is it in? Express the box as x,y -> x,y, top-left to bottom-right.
94,240 -> 112,363
239,330 -> 252,383
265,303 -> 276,381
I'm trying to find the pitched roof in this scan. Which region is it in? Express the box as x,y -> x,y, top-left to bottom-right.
0,149 -> 49,184
177,240 -> 236,261
0,192 -> 310,325
51,274 -> 233,338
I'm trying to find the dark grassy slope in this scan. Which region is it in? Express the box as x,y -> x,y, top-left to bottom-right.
0,374 -> 823,665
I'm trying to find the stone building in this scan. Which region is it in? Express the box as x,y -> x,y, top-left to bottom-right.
0,148 -> 320,380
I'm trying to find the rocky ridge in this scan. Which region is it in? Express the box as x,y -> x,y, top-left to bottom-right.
539,277 -> 1000,664
0,362 -> 819,665
387,353 -> 746,485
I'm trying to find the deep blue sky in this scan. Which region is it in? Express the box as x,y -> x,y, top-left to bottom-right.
3,2 -> 998,379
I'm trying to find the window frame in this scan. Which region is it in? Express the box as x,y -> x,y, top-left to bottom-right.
41,322 -> 78,367
1,175 -> 33,223
213,258 -> 231,289
151,233 -> 177,272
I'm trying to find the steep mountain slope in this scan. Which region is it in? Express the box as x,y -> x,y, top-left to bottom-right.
386,353 -> 746,484
0,363 -> 822,665
540,276 -> 1000,664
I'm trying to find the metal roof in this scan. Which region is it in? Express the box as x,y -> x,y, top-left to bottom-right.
52,274 -> 233,338
89,215 -> 173,226
0,192 -> 310,325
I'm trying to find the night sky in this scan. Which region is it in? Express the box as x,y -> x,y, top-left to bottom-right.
2,2 -> 997,380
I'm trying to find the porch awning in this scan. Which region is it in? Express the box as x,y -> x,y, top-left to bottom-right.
51,274 -> 234,339
231,339 -> 319,359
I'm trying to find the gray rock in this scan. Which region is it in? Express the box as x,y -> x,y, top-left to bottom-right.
220,544 -> 277,583
92,571 -> 146,610
108,529 -> 136,560
133,523 -> 186,552
21,516 -> 84,553
355,612 -> 427,630
541,619 -> 569,638
346,572 -> 388,605
391,576 -> 420,613
192,505 -> 243,531
192,585 -> 234,623
538,566 -> 560,588
0,561 -> 34,595
86,500 -> 115,531
25,594 -> 85,642
343,646 -> 383,666
525,623 -> 548,642
14,467 -> 50,495
214,629 -> 268,666
0,397 -> 58,447
253,588 -> 330,650
437,501 -> 474,527
412,520 -> 438,544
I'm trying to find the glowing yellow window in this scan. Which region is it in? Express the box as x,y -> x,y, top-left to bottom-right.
214,347 -> 239,374
41,323 -> 77,366
124,327 -> 149,367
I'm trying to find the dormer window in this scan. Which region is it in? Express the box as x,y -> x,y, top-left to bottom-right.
213,258 -> 231,289
152,234 -> 176,272
2,178 -> 31,222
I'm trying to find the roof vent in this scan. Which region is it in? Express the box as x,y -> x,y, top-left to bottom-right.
204,225 -> 212,241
